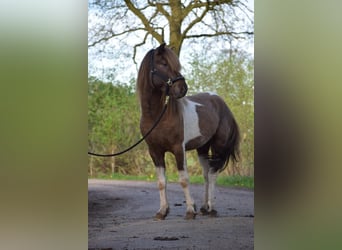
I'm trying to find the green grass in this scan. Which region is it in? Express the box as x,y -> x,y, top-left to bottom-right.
216,175 -> 254,189
90,173 -> 254,189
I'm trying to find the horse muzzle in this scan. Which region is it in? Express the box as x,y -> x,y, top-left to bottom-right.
169,80 -> 188,99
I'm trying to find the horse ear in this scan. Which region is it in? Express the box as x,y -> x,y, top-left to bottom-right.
157,43 -> 166,54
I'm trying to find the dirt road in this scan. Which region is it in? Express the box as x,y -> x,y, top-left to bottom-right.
88,179 -> 254,250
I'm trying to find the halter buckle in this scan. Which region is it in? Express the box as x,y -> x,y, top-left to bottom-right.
166,78 -> 173,86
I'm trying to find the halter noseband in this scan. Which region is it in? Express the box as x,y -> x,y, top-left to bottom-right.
150,49 -> 186,95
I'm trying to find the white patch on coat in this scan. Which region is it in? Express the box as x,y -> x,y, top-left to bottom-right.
181,98 -> 202,144
206,91 -> 218,96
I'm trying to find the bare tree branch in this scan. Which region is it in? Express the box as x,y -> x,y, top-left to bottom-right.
185,31 -> 254,40
182,4 -> 210,38
182,0 -> 233,19
88,28 -> 145,47
133,32 -> 150,65
89,0 -> 254,61
155,2 -> 171,21
124,0 -> 164,43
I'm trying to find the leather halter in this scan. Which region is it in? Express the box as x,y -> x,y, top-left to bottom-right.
149,49 -> 186,95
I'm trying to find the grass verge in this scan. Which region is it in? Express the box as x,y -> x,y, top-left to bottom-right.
90,173 -> 254,189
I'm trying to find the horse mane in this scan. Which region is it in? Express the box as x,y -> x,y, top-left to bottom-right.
136,49 -> 153,103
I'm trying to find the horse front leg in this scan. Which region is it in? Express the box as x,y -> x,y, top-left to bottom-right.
150,150 -> 169,220
175,146 -> 196,219
155,166 -> 169,220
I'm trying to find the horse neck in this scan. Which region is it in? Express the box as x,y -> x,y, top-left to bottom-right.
140,90 -> 180,121
140,90 -> 166,120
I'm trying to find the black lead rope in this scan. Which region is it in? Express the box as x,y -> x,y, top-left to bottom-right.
88,103 -> 167,157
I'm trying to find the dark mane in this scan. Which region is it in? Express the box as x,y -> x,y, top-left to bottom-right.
136,49 -> 154,104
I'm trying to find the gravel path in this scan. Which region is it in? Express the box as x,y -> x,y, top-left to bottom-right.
88,179 -> 254,250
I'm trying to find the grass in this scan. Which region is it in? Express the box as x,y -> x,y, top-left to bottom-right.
90,173 -> 254,189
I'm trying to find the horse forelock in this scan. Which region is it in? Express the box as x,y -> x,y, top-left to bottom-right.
161,47 -> 181,73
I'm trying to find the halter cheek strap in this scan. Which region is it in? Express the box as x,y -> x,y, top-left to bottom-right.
149,49 -> 185,95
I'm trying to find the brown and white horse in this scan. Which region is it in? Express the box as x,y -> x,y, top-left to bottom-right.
137,43 -> 240,220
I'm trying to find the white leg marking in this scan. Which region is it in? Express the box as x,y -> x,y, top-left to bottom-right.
178,147 -> 195,215
179,169 -> 195,212
156,167 -> 169,215
208,171 -> 218,212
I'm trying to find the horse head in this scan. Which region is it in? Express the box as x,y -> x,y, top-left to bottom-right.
149,43 -> 188,99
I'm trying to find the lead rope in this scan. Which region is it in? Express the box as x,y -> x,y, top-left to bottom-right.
88,102 -> 168,157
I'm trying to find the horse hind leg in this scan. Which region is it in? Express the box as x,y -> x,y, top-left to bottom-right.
198,153 -> 219,217
207,168 -> 219,217
204,133 -> 235,217
197,143 -> 218,217
198,154 -> 209,214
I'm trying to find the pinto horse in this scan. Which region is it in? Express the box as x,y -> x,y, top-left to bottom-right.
137,43 -> 240,220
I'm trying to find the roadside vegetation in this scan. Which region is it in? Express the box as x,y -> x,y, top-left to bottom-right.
90,173 -> 254,189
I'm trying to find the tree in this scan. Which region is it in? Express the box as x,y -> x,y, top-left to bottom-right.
88,0 -> 253,61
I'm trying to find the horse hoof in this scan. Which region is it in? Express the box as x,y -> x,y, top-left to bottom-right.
185,211 -> 196,220
155,212 -> 167,220
209,209 -> 218,217
155,207 -> 169,220
200,206 -> 209,215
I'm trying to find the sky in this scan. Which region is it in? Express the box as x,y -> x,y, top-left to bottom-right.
88,0 -> 254,83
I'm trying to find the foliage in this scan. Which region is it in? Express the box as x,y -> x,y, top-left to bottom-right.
88,50 -> 254,178
185,49 -> 254,176
88,77 -> 152,176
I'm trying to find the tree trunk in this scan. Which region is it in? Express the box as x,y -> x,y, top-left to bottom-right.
169,0 -> 184,57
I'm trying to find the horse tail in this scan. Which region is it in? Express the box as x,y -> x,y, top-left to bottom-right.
225,114 -> 241,165
209,109 -> 241,172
